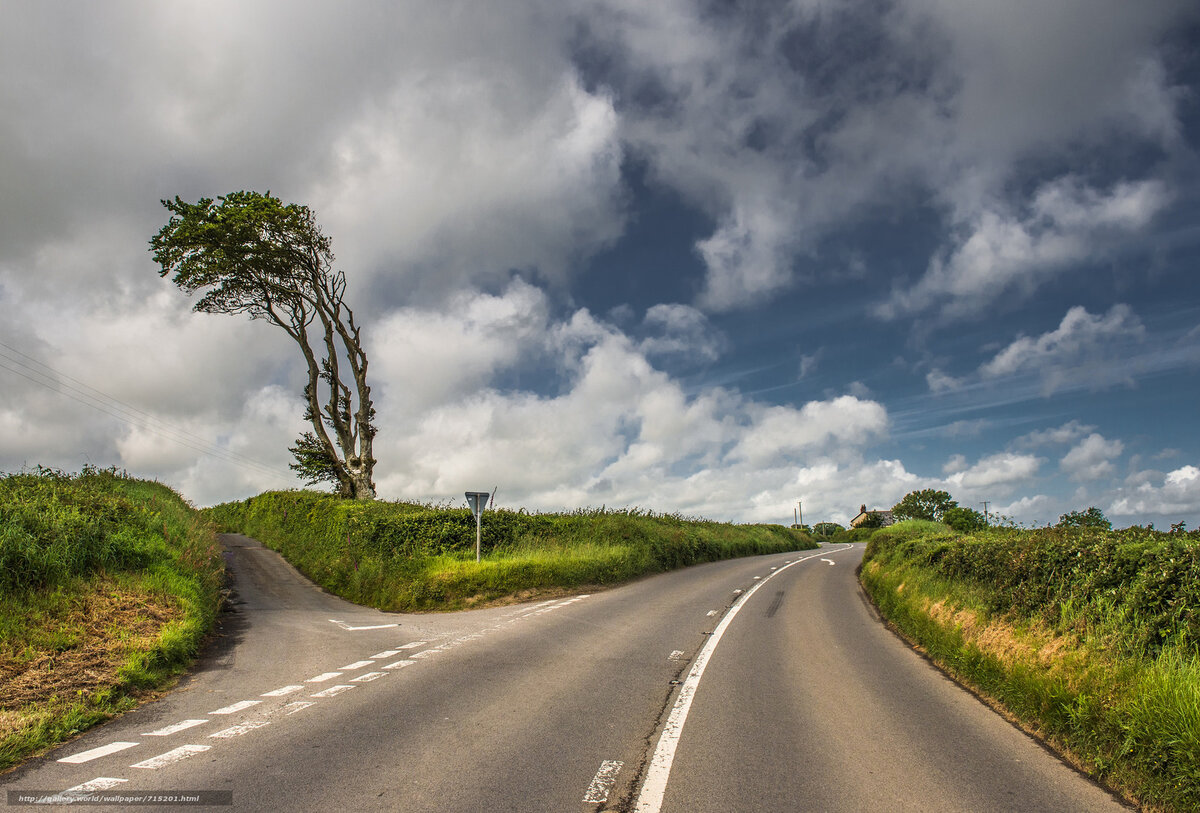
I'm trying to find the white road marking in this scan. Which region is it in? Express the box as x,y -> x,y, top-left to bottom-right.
706,610 -> 718,617
142,720 -> 208,736
635,545 -> 851,813
733,589 -> 743,595
131,744 -> 210,770
58,741 -> 139,764
752,576 -> 762,580
209,700 -> 262,715
350,671 -> 386,682
306,672 -> 343,683
65,778 -> 127,793
409,648 -> 441,659
382,659 -> 416,670
770,566 -> 777,570
311,684 -> 355,698
583,760 -> 624,804
339,660 -> 375,670
371,649 -> 402,658
329,619 -> 399,631
821,558 -> 835,566
209,720 -> 270,739
668,650 -> 685,661
397,641 -> 427,649
281,701 -> 314,715
261,685 -> 304,697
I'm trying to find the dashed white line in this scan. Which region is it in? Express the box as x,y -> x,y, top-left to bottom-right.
408,649 -> 439,659
142,720 -> 208,736
396,641 -> 427,650
583,760 -> 624,804
668,650 -> 685,661
339,660 -> 375,670
131,744 -> 210,770
278,702 -> 314,715
262,685 -> 304,697
311,684 -> 355,698
706,610 -> 718,617
371,649 -> 402,659
306,672 -> 343,683
382,659 -> 416,670
58,742 -> 139,764
209,720 -> 270,739
350,671 -> 386,683
209,700 -> 262,715
65,778 -> 127,793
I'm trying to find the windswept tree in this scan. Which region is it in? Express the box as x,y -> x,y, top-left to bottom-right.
150,191 -> 377,499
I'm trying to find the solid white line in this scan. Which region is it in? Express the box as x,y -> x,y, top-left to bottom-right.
142,720 -> 208,736
350,671 -> 386,682
634,545 -> 852,813
58,741 -> 139,764
209,700 -> 262,715
583,760 -> 624,803
311,684 -> 355,698
382,659 -> 416,670
339,660 -> 375,670
131,744 -> 210,770
306,672 -> 343,683
262,685 -> 304,697
209,720 -> 270,739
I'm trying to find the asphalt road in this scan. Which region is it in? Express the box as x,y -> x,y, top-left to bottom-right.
2,536 -> 1131,811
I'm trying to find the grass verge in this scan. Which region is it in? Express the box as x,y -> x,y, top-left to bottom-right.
859,520 -> 1200,812
205,490 -> 817,611
0,467 -> 224,774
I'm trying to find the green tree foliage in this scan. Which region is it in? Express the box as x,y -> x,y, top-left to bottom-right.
857,511 -> 886,529
942,506 -> 986,533
891,489 -> 958,522
812,521 -> 843,537
150,192 -> 377,499
1056,507 -> 1112,530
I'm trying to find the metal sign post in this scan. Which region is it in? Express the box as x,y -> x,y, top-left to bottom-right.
465,492 -> 490,563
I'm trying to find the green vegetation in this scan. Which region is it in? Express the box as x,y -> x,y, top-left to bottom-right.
205,490 -> 816,611
891,488 -> 957,522
860,520 -> 1200,812
0,467 -> 224,773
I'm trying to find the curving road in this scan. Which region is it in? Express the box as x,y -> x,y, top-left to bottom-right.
2,537 -> 1130,811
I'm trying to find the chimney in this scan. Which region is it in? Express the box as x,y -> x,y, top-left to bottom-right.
860,504 -> 867,514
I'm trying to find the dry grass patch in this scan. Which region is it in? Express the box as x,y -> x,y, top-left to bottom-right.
0,579 -> 181,711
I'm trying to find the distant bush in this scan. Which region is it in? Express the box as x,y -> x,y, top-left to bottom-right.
942,506 -> 986,533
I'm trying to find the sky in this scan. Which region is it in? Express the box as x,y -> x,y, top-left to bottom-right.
2,1 -> 1199,529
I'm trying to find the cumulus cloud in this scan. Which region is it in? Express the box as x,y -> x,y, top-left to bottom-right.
926,368 -> 963,393
1110,465 -> 1200,518
979,305 -> 1146,394
1016,420 -> 1096,448
945,452 -> 1042,492
883,181 -> 1170,319
639,303 -> 724,362
1061,433 -> 1125,481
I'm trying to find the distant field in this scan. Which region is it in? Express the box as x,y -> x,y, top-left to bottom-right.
205,490 -> 817,611
860,520 -> 1200,813
0,468 -> 224,774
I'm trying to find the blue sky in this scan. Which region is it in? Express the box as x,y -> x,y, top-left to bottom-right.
1,1 -> 1198,528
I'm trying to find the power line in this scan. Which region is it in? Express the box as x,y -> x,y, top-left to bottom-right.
0,341 -> 293,483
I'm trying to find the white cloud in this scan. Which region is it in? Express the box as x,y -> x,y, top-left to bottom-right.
639,303 -> 724,362
883,181 -> 1169,319
1016,420 -> 1096,448
946,452 -> 1042,492
1110,465 -> 1200,518
979,305 -> 1145,393
926,368 -> 963,393
1061,433 -> 1125,481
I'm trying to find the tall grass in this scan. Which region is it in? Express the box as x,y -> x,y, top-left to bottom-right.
860,522 -> 1200,812
205,490 -> 816,611
0,467 -> 224,773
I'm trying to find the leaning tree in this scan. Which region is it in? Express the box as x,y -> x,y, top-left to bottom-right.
150,191 -> 377,499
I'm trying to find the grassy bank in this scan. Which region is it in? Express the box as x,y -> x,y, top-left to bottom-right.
205,490 -> 815,611
859,520 -> 1200,812
0,468 -> 224,773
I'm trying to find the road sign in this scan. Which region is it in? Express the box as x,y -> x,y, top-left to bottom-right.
466,492 -> 490,562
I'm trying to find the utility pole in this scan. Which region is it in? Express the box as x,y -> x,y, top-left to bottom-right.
981,501 -> 990,526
